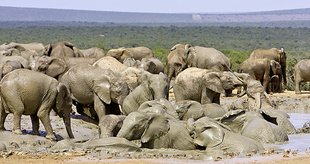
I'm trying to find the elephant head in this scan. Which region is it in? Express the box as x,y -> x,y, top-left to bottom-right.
30,55 -> 67,79
187,117 -> 226,148
147,72 -> 169,99
93,74 -> 129,106
203,71 -> 245,94
0,60 -> 23,78
54,83 -> 74,138
45,41 -> 82,58
167,44 -> 191,82
141,115 -> 170,143
116,112 -> 150,140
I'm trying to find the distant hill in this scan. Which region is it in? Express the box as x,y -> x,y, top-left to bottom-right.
0,6 -> 310,26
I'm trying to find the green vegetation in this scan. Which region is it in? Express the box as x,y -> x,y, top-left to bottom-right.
0,24 -> 310,90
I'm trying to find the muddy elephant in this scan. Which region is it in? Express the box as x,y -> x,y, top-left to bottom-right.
93,56 -> 128,73
0,69 -> 74,140
124,57 -> 164,74
249,48 -> 287,87
174,67 -> 244,104
166,44 -> 189,83
173,100 -> 227,121
59,64 -> 129,138
121,73 -> 169,115
117,112 -> 196,150
239,58 -> 282,93
294,59 -> 310,94
167,44 -> 231,83
234,72 -> 273,111
218,109 -> 294,144
0,42 -> 46,56
45,41 -> 83,58
106,46 -> 153,63
187,117 -> 264,154
0,60 -> 24,79
80,47 -> 105,58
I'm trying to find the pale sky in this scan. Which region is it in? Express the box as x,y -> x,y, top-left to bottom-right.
1,0 -> 309,13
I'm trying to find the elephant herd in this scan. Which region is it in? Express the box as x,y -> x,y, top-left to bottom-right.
0,41 -> 305,155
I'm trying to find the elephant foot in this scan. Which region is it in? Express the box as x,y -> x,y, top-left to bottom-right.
12,129 -> 22,135
295,91 -> 301,94
45,134 -> 56,141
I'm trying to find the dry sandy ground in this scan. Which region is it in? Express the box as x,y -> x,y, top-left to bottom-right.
0,90 -> 310,164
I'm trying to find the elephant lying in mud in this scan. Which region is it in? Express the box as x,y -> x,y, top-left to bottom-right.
174,67 -> 244,104
0,69 -> 74,140
117,112 -> 196,150
106,46 -> 153,63
218,109 -> 295,144
187,117 -> 264,154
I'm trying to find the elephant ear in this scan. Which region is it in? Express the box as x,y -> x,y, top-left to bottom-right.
219,109 -> 246,123
93,77 -> 111,104
46,58 -> 67,78
63,41 -> 74,49
56,83 -> 72,118
203,72 -> 225,94
73,47 -> 84,57
193,121 -> 224,148
141,115 -> 170,143
12,45 -> 26,51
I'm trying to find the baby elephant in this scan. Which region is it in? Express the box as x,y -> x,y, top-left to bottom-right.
0,69 -> 74,140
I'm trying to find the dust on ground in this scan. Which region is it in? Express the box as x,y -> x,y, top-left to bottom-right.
0,90 -> 310,164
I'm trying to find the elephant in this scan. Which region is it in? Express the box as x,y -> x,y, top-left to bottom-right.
0,60 -> 24,79
166,44 -> 188,84
45,41 -> 83,58
239,58 -> 282,93
93,56 -> 128,73
123,57 -> 164,74
106,46 -> 153,63
137,98 -> 179,119
29,55 -> 98,79
173,100 -> 228,121
59,64 -> 129,138
140,114 -> 196,150
218,109 -> 291,144
0,42 -> 46,56
173,67 -> 244,104
0,69 -> 74,140
117,112 -> 196,150
235,72 -> 274,111
121,73 -> 169,115
294,59 -> 310,94
80,47 -> 106,59
0,56 -> 29,69
249,48 -> 287,87
187,117 -> 264,154
98,115 -> 126,138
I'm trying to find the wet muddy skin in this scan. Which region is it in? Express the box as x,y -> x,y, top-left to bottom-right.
0,91 -> 310,163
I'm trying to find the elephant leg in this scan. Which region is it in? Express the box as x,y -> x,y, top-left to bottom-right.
225,89 -> 233,97
94,95 -> 107,138
30,114 -> 40,135
12,112 -> 23,135
295,79 -> 301,94
37,106 -> 54,140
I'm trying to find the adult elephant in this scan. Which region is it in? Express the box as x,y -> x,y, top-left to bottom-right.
0,42 -> 46,56
59,64 -> 129,138
249,48 -> 287,88
45,41 -> 84,58
187,117 -> 264,154
0,69 -> 74,140
239,58 -> 282,93
124,57 -> 164,74
294,59 -> 310,94
173,67 -> 244,104
106,46 -> 153,63
121,73 -> 169,115
167,44 -> 231,82
93,56 -> 128,73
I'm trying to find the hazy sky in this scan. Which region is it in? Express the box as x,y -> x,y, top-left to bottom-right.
1,0 -> 309,13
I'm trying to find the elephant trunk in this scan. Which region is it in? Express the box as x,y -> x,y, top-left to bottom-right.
63,116 -> 74,138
